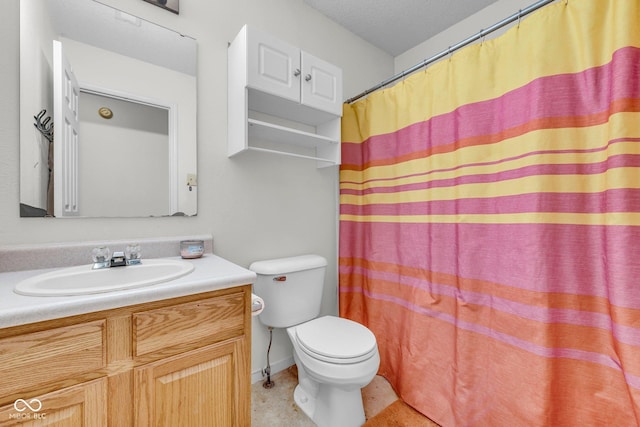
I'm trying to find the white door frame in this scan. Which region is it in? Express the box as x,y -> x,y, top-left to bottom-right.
78,82 -> 179,215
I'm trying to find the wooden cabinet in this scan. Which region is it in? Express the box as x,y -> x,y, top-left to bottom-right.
0,286 -> 251,426
229,25 -> 343,167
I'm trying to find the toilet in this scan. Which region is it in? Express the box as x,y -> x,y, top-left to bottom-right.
250,255 -> 380,427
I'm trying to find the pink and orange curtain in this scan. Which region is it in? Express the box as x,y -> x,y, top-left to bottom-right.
339,0 -> 640,425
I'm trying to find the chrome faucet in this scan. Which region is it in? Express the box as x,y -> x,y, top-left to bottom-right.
92,244 -> 142,269
111,251 -> 127,267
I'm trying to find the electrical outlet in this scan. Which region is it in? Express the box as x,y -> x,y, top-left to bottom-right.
186,173 -> 197,186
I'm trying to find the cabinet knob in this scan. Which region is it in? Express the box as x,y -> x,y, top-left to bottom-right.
305,74 -> 312,82
294,68 -> 301,77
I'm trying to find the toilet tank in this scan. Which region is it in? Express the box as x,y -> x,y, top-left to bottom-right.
250,255 -> 327,328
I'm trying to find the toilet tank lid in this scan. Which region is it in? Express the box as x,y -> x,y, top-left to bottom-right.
249,254 -> 327,275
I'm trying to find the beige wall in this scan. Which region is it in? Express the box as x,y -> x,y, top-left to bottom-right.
0,0 -> 393,380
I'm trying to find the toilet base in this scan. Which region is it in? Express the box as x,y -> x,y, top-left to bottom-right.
293,380 -> 366,427
293,384 -> 316,420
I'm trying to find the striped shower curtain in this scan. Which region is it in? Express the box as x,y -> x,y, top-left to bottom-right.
339,1 -> 640,425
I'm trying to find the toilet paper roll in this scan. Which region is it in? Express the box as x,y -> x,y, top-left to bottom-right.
251,293 -> 265,316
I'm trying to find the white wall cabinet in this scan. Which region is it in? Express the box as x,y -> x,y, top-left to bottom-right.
228,25 -> 342,167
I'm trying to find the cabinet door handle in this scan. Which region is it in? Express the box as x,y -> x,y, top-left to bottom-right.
294,68 -> 301,77
305,74 -> 312,82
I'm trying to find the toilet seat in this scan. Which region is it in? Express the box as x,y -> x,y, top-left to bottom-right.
295,316 -> 377,364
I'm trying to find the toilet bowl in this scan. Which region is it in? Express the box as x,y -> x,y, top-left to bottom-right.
250,255 -> 380,427
287,315 -> 380,427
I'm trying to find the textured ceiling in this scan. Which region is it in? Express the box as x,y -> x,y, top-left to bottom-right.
304,0 -> 500,56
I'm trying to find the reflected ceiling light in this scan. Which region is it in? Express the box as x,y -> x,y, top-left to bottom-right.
114,10 -> 142,27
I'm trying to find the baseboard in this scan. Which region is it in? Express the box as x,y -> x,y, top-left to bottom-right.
251,356 -> 295,384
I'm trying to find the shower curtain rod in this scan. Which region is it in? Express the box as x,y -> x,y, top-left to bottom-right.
345,0 -> 558,104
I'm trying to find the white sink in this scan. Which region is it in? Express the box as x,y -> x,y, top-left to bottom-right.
14,259 -> 195,296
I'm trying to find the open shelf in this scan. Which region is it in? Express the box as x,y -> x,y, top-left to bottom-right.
247,119 -> 338,147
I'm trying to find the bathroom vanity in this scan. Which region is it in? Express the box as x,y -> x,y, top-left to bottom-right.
0,254 -> 255,426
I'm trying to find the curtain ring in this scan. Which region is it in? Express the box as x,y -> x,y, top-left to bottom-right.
448,46 -> 453,61
517,9 -> 522,28
479,29 -> 485,46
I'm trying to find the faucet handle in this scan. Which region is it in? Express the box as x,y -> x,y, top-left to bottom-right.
92,246 -> 111,269
125,243 -> 142,265
92,246 -> 111,263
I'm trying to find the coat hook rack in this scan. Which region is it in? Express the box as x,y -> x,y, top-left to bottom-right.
33,109 -> 54,142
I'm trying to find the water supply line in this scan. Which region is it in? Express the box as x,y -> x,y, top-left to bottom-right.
263,326 -> 275,389
345,0 -> 559,103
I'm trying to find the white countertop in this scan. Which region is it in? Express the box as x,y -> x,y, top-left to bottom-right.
0,254 -> 256,329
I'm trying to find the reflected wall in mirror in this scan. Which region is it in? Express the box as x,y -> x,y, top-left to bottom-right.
19,0 -> 198,218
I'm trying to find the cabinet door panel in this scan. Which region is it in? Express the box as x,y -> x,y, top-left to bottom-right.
135,338 -> 247,427
301,51 -> 343,115
247,28 -> 300,103
0,378 -> 107,427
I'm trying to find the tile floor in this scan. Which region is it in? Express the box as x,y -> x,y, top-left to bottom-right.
251,366 -> 400,426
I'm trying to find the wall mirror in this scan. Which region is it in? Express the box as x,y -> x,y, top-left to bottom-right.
19,0 -> 198,218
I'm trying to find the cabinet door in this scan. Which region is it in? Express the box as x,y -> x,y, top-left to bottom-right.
300,51 -> 343,116
247,27 -> 301,103
0,378 -> 107,427
134,338 -> 249,427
